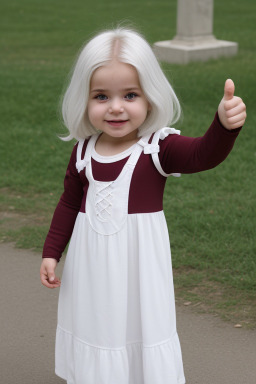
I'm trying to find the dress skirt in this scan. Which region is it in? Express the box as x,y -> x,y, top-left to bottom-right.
55,211 -> 185,384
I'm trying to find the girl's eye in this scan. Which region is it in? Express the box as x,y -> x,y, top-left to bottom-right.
95,94 -> 108,101
125,92 -> 138,100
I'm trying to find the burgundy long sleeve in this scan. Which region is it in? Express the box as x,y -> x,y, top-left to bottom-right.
160,113 -> 241,174
42,113 -> 241,261
42,145 -> 83,261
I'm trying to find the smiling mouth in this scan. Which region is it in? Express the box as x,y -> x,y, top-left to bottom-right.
105,120 -> 129,126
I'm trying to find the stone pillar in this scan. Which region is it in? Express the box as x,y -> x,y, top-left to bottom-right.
153,0 -> 238,64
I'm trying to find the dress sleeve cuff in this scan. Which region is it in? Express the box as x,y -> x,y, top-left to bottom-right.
42,254 -> 61,262
216,112 -> 242,135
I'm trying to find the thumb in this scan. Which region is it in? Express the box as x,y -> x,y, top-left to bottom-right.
48,269 -> 56,282
224,78 -> 235,101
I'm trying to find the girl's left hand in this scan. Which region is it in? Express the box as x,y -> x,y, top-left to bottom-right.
218,79 -> 246,130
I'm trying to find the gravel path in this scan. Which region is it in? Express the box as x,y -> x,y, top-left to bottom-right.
1,243 -> 255,384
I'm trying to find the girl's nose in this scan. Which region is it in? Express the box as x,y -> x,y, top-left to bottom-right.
109,99 -> 124,114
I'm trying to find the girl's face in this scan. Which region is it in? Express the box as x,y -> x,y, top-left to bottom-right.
87,60 -> 151,141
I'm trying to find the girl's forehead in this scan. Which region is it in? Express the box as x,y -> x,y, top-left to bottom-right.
90,61 -> 141,89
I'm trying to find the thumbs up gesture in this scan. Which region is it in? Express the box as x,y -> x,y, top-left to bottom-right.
218,79 -> 246,130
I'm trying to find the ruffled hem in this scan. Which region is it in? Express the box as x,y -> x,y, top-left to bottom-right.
55,325 -> 186,384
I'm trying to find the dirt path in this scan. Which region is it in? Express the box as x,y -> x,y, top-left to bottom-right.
1,243 -> 255,384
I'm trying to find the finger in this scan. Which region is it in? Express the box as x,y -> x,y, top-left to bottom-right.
224,96 -> 243,111
41,273 -> 61,288
44,281 -> 61,289
228,120 -> 245,129
40,272 -> 52,288
225,102 -> 246,118
47,269 -> 56,283
40,266 -> 61,287
226,112 -> 246,126
224,79 -> 235,101
49,277 -> 61,284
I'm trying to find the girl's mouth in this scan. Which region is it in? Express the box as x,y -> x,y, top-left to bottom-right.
105,120 -> 129,127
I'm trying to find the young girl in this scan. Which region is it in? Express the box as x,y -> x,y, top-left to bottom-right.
40,28 -> 246,384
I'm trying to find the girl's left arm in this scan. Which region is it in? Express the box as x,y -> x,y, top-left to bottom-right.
159,79 -> 246,174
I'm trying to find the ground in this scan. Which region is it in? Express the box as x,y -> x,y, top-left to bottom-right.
1,242 -> 256,384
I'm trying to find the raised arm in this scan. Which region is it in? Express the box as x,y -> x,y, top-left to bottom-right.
159,79 -> 246,175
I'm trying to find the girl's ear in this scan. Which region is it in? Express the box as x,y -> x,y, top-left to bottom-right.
147,102 -> 152,111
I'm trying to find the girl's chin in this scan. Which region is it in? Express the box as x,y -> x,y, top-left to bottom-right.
101,129 -> 139,140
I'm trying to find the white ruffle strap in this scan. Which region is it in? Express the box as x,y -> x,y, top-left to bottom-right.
137,134 -> 158,155
159,127 -> 181,140
151,127 -> 181,178
143,144 -> 160,155
75,140 -> 89,173
76,159 -> 88,173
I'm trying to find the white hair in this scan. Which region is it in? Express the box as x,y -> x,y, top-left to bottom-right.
61,27 -> 181,141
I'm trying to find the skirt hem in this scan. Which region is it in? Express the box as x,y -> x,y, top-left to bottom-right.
55,325 -> 186,384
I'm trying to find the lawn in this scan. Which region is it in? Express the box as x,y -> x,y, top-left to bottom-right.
1,0 -> 255,327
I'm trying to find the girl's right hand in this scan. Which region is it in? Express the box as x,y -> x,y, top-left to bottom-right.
40,258 -> 61,288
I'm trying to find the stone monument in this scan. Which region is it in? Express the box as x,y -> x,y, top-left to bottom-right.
153,0 -> 238,64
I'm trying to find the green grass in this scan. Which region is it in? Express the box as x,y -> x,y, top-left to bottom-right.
1,0 -> 255,326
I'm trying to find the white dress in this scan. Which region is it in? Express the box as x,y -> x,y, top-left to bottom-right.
55,130 -> 186,384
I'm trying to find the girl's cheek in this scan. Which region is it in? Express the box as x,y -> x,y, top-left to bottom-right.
88,103 -> 102,119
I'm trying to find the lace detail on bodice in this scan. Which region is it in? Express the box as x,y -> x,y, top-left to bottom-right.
95,181 -> 114,221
